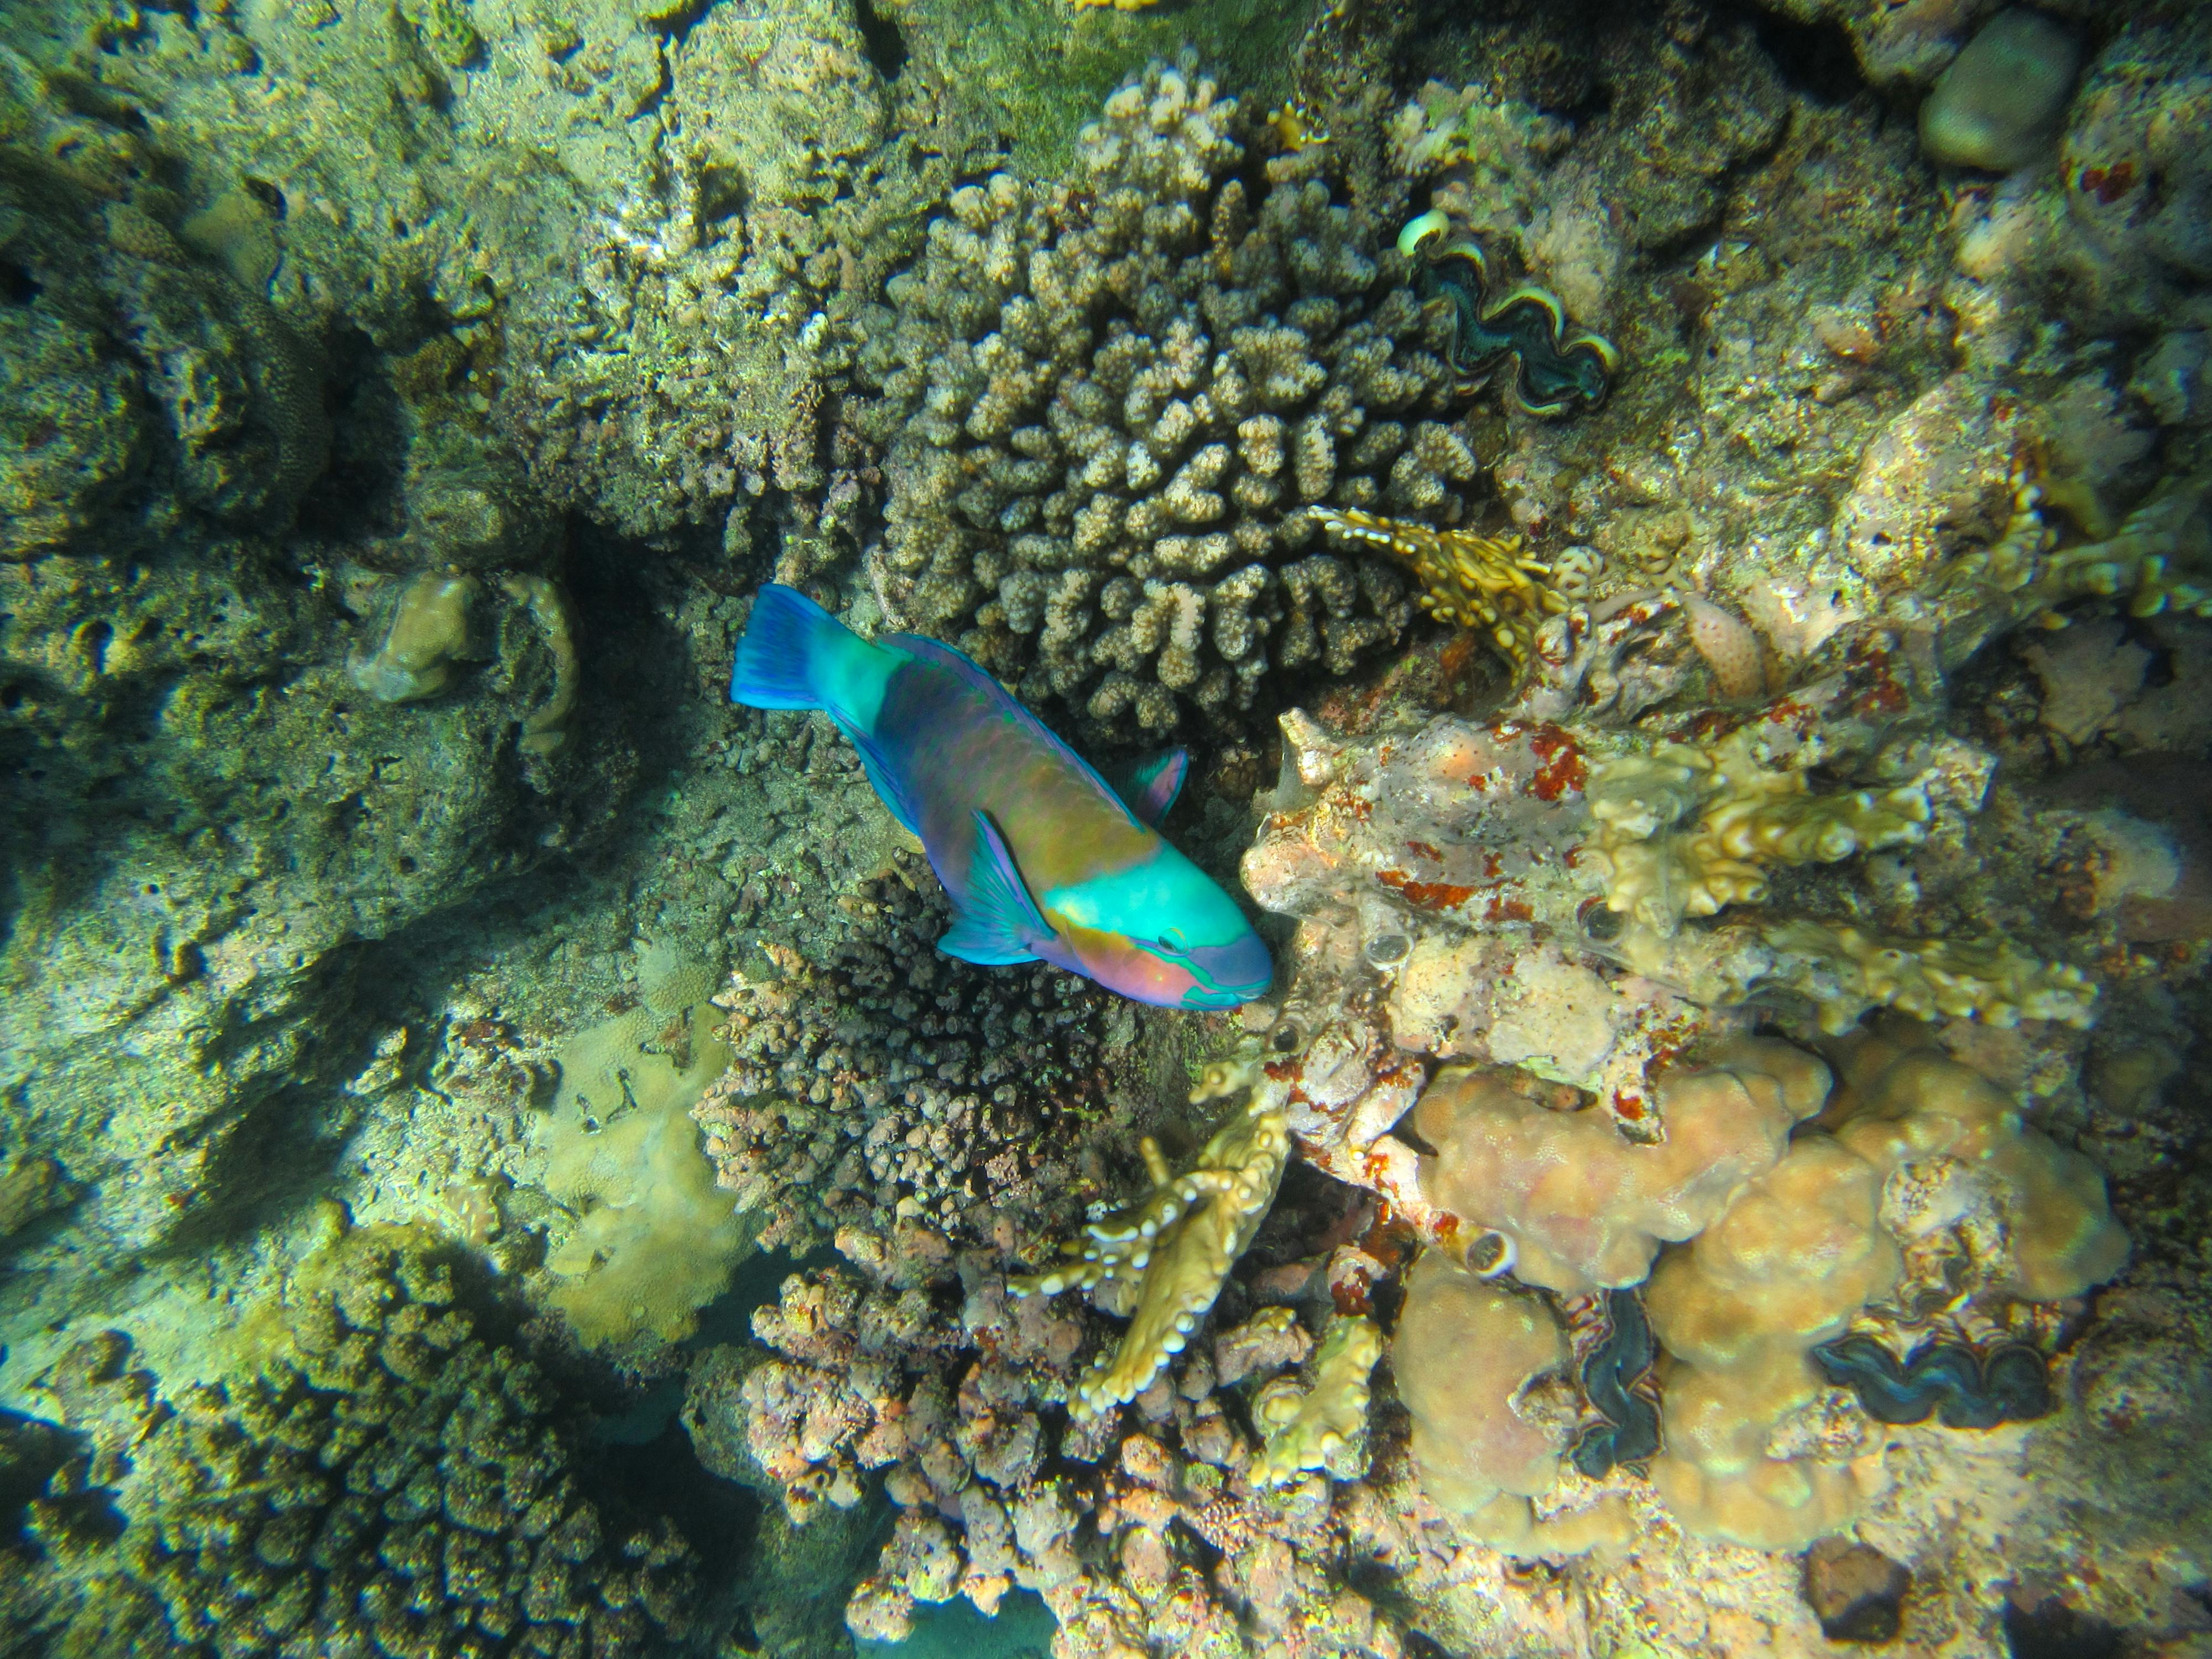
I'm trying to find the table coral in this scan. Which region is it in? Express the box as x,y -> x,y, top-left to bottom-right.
859,59 -> 1476,734
1012,1068 -> 1291,1417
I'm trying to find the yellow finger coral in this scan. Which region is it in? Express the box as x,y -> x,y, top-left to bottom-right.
1761,918 -> 2098,1035
1310,505 -> 1571,676
1586,727 -> 1931,935
1249,1316 -> 1383,1487
1408,1039 -> 1832,1294
1011,1082 -> 1290,1418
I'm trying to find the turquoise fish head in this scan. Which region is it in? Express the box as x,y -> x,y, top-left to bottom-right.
1042,846 -> 1273,1010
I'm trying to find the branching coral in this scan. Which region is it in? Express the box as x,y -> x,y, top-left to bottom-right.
1585,725 -> 1932,935
860,59 -> 1474,734
1311,505 -> 1572,676
33,1224 -> 701,1657
694,854 -> 1120,1254
1013,1070 -> 1291,1417
1761,919 -> 2098,1034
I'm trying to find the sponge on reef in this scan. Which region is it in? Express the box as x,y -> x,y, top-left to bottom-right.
1408,1039 -> 1832,1293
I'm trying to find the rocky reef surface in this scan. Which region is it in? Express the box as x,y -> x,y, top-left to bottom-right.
2,0 -> 2210,1654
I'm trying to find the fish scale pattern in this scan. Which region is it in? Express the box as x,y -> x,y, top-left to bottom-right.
860,59 -> 1479,735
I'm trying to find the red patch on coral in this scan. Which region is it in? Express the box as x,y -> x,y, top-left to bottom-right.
1525,725 -> 1588,801
1378,868 -> 1479,910
2078,161 -> 2136,205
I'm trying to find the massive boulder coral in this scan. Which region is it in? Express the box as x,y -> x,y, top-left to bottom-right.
859,58 -> 1483,735
1408,1040 -> 1830,1294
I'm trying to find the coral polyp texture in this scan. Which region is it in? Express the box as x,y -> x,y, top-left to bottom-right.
859,58 -> 1482,735
1011,1064 -> 1291,1417
14,1223 -> 702,1658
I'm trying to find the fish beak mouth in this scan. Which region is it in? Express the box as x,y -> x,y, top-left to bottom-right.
1181,933 -> 1273,1008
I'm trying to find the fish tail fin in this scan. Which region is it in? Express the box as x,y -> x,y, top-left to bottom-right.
729,584 -> 896,728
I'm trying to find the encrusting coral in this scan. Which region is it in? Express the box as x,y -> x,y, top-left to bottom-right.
1761,919 -> 2099,1034
1311,505 -> 1573,679
859,57 -> 1479,734
1011,1060 -> 1292,1417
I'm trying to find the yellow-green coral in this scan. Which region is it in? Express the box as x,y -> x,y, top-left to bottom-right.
349,572 -> 478,702
1011,1073 -> 1290,1418
1312,505 -> 1570,676
1949,468 -> 2212,630
1586,728 -> 1931,935
1761,919 -> 2097,1034
1249,1316 -> 1383,1488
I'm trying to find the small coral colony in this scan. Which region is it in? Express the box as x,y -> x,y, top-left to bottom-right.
3,0 -> 2209,1650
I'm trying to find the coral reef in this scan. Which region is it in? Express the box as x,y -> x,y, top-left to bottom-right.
536,954 -> 750,1348
19,1222 -> 704,1656
859,58 -> 1479,734
1406,1040 -> 1828,1294
1012,1062 -> 1291,1416
693,851 -> 1128,1255
1392,1249 -> 1629,1556
1248,1315 -> 1381,1488
1584,725 -> 1933,936
1310,506 -> 1572,679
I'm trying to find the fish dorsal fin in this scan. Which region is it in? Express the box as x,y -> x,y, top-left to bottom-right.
889,633 -> 1145,833
1119,749 -> 1189,827
939,810 -> 1053,966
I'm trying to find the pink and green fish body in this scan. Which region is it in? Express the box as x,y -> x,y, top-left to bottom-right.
729,585 -> 1272,1010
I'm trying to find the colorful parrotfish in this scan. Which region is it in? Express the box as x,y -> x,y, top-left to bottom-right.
729,585 -> 1273,1010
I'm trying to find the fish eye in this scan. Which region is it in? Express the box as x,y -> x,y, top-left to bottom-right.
1156,930 -> 1187,954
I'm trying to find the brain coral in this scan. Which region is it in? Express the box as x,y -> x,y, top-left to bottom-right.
859,58 -> 1478,735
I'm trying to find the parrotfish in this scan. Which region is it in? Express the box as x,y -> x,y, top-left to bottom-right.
729,585 -> 1273,1010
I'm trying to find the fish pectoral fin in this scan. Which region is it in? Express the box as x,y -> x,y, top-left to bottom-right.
1118,748 -> 1189,827
938,810 -> 1052,966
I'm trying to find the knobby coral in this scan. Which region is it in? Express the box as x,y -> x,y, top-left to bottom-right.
1013,1065 -> 1292,1417
859,59 -> 1479,734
